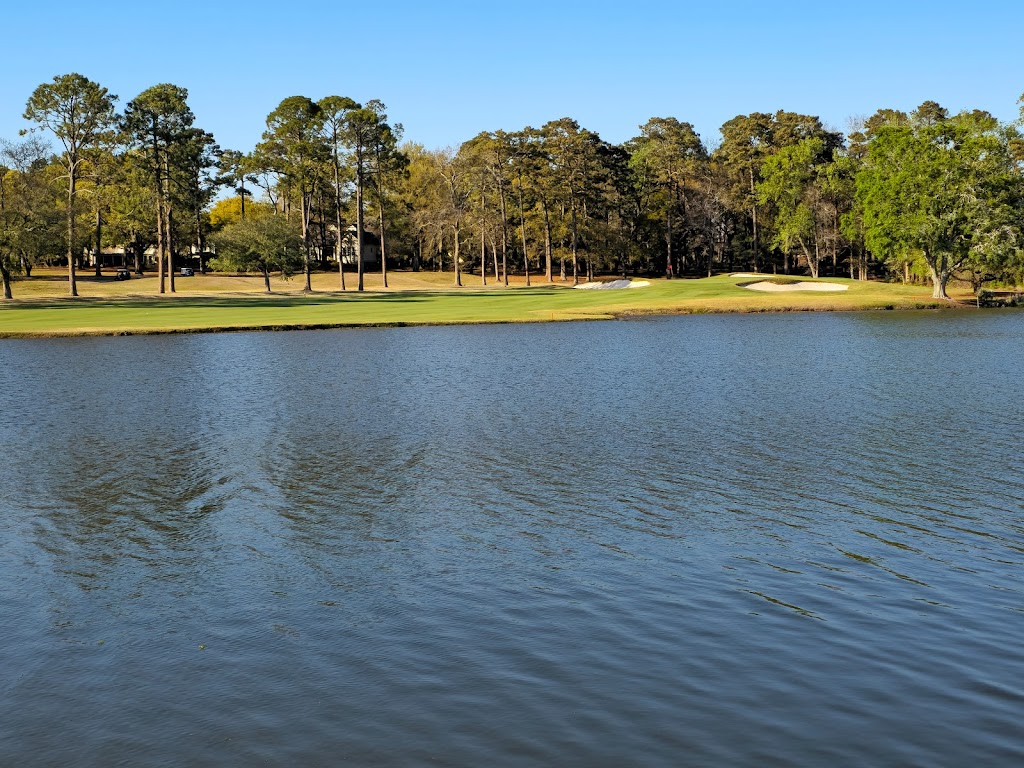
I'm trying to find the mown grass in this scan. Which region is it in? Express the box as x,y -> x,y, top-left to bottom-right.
0,269 -> 972,337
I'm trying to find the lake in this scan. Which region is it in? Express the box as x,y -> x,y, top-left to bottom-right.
1,310 -> 1022,766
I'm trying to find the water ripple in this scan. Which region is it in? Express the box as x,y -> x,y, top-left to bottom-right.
2,312 -> 1024,766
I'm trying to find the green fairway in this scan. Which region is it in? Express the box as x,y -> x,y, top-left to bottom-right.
0,274 -> 968,337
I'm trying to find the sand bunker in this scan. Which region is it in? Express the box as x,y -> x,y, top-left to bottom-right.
574,280 -> 650,290
745,280 -> 848,293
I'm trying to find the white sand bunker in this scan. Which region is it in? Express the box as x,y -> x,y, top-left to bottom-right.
574,280 -> 650,290
745,280 -> 848,292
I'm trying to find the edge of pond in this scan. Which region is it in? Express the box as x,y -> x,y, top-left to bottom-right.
0,299 -> 1000,339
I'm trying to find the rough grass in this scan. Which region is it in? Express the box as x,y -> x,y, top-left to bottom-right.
0,268 -> 974,338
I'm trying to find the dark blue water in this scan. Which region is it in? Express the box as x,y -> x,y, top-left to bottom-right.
1,311 -> 1023,766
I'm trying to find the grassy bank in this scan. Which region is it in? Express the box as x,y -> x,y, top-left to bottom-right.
0,270 -> 972,338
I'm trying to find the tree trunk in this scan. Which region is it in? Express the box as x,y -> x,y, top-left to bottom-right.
666,207 -> 673,278
197,202 -> 206,274
491,235 -> 499,283
333,156 -> 346,291
831,221 -> 838,274
157,194 -> 165,294
94,207 -> 103,278
927,249 -> 951,299
517,183 -> 530,287
378,195 -> 388,289
317,192 -> 328,268
162,150 -> 176,293
799,237 -> 818,279
929,266 -> 950,299
356,163 -> 365,292
542,200 -> 553,282
264,264 -> 272,293
479,187 -> 487,285
677,183 -> 688,275
570,199 -> 580,286
67,171 -> 78,296
21,255 -> 32,278
301,184 -> 312,292
337,241 -> 346,290
1,264 -> 12,299
167,207 -> 176,293
749,164 -> 759,273
454,224 -> 462,287
498,182 -> 508,286
480,222 -> 487,286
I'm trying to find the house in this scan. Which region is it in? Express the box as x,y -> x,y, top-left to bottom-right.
89,246 -> 157,268
90,245 -> 208,270
337,225 -> 380,266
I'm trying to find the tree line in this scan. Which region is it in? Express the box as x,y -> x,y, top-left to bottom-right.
3,73 -> 1023,301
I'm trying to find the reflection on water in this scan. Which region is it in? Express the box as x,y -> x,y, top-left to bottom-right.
1,311 -> 1024,766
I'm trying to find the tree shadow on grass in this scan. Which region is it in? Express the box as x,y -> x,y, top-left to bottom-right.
1,292 -> 437,312
0,286 -> 571,313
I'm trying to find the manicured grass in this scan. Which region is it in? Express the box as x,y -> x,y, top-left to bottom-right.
0,270 -> 972,337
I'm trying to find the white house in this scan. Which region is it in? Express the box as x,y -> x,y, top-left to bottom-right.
337,225 -> 380,266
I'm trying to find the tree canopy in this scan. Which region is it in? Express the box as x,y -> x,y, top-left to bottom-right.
857,105 -> 1021,298
4,78 -> 1024,300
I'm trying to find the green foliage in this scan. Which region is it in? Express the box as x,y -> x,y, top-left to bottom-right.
215,149 -> 258,203
23,73 -> 119,294
856,104 -> 1023,297
23,73 -> 118,161
628,118 -> 708,272
104,152 -> 157,263
0,138 -> 62,294
712,111 -> 842,271
210,215 -> 303,283
123,84 -> 195,154
121,82 -> 206,225
757,138 -> 833,275
122,83 -> 217,286
254,96 -> 326,184
629,117 -> 706,196
10,71 -> 1024,298
252,95 -> 329,287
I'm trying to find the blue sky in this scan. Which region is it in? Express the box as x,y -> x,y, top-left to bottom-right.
2,1 -> 1021,154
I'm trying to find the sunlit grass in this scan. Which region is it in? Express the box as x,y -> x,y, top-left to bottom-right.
0,268 -> 973,337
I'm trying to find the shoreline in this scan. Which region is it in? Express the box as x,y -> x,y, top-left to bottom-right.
0,271 -> 999,339
0,298 -> 988,340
